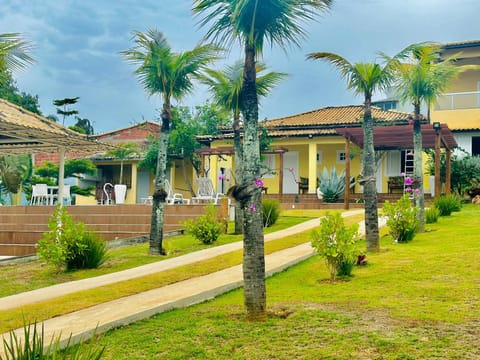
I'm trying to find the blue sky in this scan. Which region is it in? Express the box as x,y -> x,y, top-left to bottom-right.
1,0 -> 479,133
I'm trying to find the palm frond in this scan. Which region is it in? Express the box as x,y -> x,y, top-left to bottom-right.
0,33 -> 35,72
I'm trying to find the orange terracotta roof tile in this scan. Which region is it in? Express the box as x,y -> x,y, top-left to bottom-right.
198,105 -> 412,142
263,105 -> 410,128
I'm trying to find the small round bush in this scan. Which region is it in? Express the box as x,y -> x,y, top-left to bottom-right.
262,199 -> 281,227
425,207 -> 440,224
185,205 -> 224,244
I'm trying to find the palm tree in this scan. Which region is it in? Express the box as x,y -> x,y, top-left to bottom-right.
193,0 -> 333,321
393,43 -> 468,231
0,33 -> 34,83
106,142 -> 141,185
121,29 -> 218,255
200,60 -> 286,234
307,52 -> 406,252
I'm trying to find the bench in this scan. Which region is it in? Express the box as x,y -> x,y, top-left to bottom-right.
388,176 -> 404,194
298,177 -> 309,194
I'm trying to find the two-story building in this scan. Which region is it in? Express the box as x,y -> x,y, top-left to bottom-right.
431,39 -> 480,156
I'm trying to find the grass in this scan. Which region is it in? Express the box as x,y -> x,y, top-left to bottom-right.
0,215 -> 319,298
0,211 -> 361,333
74,205 -> 480,359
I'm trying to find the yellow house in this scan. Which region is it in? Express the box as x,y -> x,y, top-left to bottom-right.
431,39 -> 480,156
197,105 -> 441,196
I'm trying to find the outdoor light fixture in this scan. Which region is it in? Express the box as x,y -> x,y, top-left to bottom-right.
433,122 -> 441,131
308,134 -> 313,139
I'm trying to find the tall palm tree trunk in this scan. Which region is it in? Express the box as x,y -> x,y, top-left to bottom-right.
149,102 -> 171,255
413,103 -> 425,231
241,44 -> 266,321
233,113 -> 244,234
363,97 -> 380,252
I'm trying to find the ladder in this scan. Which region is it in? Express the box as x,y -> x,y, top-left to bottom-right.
404,150 -> 414,176
404,150 -> 415,198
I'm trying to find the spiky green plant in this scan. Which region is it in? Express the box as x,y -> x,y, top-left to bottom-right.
318,167 -> 347,203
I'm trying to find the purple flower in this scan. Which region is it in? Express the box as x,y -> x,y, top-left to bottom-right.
405,177 -> 414,186
405,187 -> 412,193
289,167 -> 295,173
414,189 -> 420,194
218,174 -> 225,180
249,203 -> 255,212
255,179 -> 264,187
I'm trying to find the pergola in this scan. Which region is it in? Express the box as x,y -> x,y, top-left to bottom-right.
0,99 -> 115,203
336,123 -> 458,209
196,146 -> 289,193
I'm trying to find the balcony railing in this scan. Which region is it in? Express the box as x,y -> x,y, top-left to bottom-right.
434,91 -> 480,110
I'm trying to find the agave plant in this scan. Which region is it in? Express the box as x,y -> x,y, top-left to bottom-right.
0,154 -> 32,205
318,167 -> 353,203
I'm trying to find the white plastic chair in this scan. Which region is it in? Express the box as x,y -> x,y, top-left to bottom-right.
192,177 -> 225,205
102,183 -> 114,205
30,184 -> 48,205
165,180 -> 190,205
50,184 -> 71,205
59,184 -> 71,205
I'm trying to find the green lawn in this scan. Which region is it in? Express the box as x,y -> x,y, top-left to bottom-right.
0,214 -> 324,298
84,205 -> 480,359
1,210 -> 354,333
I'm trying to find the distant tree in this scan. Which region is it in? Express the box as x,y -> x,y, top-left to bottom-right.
0,67 -> 42,114
121,29 -> 218,255
35,159 -> 97,180
53,97 -> 80,126
70,116 -> 95,135
106,142 -> 141,184
46,114 -> 59,122
139,103 -> 230,194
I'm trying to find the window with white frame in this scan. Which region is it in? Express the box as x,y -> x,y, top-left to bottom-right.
336,150 -> 346,164
261,154 -> 275,178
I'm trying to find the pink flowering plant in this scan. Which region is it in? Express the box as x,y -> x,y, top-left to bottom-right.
402,174 -> 420,198
288,167 -> 300,184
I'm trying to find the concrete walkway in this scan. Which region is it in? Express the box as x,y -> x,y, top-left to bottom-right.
0,209 -> 377,353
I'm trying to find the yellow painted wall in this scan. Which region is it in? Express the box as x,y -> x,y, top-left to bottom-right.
431,108 -> 480,130
210,136 -> 365,194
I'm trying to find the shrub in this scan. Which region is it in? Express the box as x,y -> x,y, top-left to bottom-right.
382,195 -> 419,243
66,231 -> 108,271
37,205 -> 108,271
184,204 -> 225,245
311,212 -> 360,282
262,199 -> 280,227
1,321 -> 105,360
434,195 -> 462,216
425,207 -> 440,224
